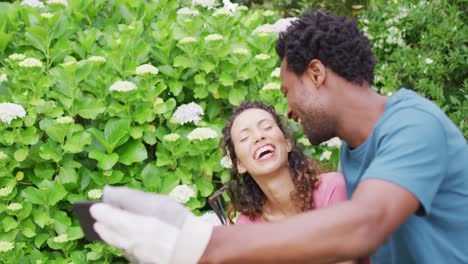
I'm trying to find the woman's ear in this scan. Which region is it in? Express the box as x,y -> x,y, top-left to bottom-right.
237,161 -> 246,174
286,138 -> 292,152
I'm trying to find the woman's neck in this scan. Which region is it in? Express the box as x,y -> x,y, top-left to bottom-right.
252,165 -> 299,220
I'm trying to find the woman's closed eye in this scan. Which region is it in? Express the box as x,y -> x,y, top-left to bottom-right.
264,126 -> 273,131
240,136 -> 248,142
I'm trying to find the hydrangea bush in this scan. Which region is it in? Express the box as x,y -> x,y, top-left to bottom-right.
0,0 -> 341,262
359,0 -> 467,136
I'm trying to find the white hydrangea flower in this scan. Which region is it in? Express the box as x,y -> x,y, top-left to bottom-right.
56,116 -> 74,124
201,211 -> 222,225
221,0 -> 238,13
205,34 -> 223,42
270,67 -> 280,77
425,58 -> 433,64
232,48 -> 249,55
319,150 -> 333,161
46,0 -> 67,6
177,7 -> 200,15
136,64 -> 159,75
40,12 -> 54,18
213,8 -> 232,16
8,53 -> 26,61
169,184 -> 196,204
179,37 -> 197,44
19,58 -> 43,68
53,234 -> 68,243
252,24 -> 274,34
192,0 -> 215,9
163,133 -> 180,142
255,54 -> 270,61
387,91 -> 393,96
187,127 -> 217,141
321,137 -> 342,148
220,155 -> 232,169
262,82 -> 280,91
263,10 -> 275,16
271,17 -> 298,32
0,102 -> 26,124
21,0 -> 45,8
172,102 -> 204,125
87,56 -> 106,62
0,151 -> 8,160
7,203 -> 22,211
109,81 -> 137,92
0,241 -> 14,253
88,189 -> 102,200
0,74 -> 7,84
0,186 -> 13,197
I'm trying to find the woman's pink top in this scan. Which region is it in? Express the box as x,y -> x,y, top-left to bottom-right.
236,172 -> 347,224
235,172 -> 371,264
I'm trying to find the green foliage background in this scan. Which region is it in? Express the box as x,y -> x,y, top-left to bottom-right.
0,0 -> 465,263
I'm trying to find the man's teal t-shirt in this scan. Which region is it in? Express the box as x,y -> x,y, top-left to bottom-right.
340,88 -> 468,263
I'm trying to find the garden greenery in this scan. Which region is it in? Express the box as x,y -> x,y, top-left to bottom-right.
0,0 -> 464,262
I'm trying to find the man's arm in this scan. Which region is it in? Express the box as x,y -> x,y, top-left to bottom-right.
199,179 -> 420,264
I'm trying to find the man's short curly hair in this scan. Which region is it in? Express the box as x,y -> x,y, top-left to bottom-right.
276,10 -> 376,85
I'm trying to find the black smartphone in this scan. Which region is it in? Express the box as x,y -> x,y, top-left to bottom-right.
73,201 -> 102,242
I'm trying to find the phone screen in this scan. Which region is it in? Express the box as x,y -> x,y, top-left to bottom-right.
73,201 -> 103,242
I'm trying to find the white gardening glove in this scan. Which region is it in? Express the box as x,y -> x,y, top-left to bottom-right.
89,186 -> 214,264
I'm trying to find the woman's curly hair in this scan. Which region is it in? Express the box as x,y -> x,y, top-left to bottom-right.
221,101 -> 323,223
276,9 -> 376,85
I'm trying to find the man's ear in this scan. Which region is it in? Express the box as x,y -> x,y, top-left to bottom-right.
306,59 -> 326,88
237,161 -> 246,174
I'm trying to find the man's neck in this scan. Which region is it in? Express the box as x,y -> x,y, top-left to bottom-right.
336,86 -> 389,149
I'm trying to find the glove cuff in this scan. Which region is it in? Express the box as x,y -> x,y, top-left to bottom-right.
170,214 -> 213,264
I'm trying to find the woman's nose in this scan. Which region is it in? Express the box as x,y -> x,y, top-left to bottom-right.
253,130 -> 266,143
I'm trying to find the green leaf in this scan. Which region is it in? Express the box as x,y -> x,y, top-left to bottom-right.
33,209 -> 53,228
25,26 -> 48,53
22,219 -> 37,238
22,187 -> 47,205
200,61 -> 216,73
159,173 -> 180,194
89,149 -> 119,170
133,102 -> 155,124
104,118 -> 131,151
195,177 -> 214,197
63,131 -> 92,153
14,148 -> 29,162
39,119 -> 67,143
76,96 -> 106,119
2,216 -> 18,232
0,31 -> 13,53
35,233 -> 49,248
141,163 -> 159,190
58,166 -> 79,187
219,71 -> 234,86
228,87 -> 248,106
52,210 -> 71,234
48,181 -> 67,206
39,141 -> 62,162
67,226 -> 84,240
117,140 -> 148,165
173,55 -> 195,68
19,126 -> 40,145
34,163 -> 55,180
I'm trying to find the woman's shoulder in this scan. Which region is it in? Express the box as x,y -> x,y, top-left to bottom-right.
318,172 -> 345,186
314,172 -> 348,208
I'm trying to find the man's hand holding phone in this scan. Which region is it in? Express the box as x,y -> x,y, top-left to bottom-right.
86,186 -> 214,264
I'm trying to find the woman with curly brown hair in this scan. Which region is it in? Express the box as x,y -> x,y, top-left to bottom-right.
221,101 -> 347,224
